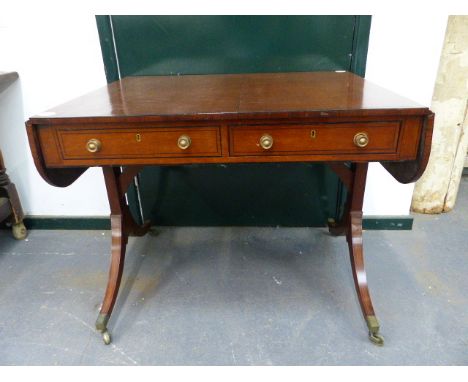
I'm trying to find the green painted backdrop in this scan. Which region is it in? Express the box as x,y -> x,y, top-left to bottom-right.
96,15 -> 371,227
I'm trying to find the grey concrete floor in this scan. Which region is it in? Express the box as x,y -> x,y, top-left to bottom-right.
1,181 -> 468,365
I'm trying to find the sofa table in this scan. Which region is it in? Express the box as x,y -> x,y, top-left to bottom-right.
26,71 -> 434,345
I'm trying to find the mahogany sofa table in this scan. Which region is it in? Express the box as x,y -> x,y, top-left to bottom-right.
26,71 -> 434,346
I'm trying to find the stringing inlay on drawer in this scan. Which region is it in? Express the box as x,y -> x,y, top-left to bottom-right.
57,127 -> 222,159
229,122 -> 401,156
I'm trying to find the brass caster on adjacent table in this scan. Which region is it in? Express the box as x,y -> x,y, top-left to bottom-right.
12,222 -> 27,240
96,313 -> 111,345
366,315 -> 384,346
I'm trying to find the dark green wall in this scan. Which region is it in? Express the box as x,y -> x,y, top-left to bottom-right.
96,15 -> 371,227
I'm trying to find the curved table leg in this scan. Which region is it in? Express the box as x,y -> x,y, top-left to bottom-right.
96,214 -> 127,345
347,211 -> 384,345
96,166 -> 150,344
327,197 -> 350,236
326,163 -> 353,236
123,206 -> 151,237
346,163 -> 384,345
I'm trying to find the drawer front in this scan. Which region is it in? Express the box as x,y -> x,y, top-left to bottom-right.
57,127 -> 222,159
229,122 -> 401,156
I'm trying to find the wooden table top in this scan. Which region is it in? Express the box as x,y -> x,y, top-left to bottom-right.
30,71 -> 429,124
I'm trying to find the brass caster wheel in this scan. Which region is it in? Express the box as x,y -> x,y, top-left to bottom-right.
369,332 -> 384,346
12,222 -> 27,240
102,330 -> 111,345
366,315 -> 384,346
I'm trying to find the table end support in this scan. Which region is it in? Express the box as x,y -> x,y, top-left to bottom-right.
345,163 -> 385,346
95,166 -> 149,345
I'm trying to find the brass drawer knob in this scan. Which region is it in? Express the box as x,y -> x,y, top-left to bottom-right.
177,134 -> 191,150
354,132 -> 369,148
86,138 -> 102,153
259,134 -> 273,150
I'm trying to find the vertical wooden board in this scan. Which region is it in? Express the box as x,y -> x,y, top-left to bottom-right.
95,15 -> 371,227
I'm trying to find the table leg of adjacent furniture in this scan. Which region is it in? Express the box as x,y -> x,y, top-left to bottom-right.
0,150 -> 27,240
96,166 -> 150,345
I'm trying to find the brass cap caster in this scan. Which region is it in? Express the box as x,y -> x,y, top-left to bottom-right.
102,330 -> 111,345
366,315 -> 384,346
369,332 -> 384,346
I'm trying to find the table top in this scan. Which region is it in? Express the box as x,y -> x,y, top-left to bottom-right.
30,71 -> 429,124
